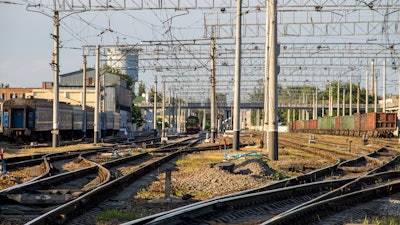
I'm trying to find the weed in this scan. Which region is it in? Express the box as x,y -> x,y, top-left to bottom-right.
95,209 -> 138,223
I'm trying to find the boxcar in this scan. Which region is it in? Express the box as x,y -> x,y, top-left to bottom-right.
1,98 -> 116,142
289,112 -> 397,137
99,111 -> 121,137
2,98 -> 63,141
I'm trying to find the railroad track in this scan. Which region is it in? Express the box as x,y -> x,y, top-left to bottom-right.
0,137 -> 197,224
0,147 -> 110,190
14,137 -> 207,225
264,172 -> 400,225
0,149 -> 112,223
0,136 -> 169,191
121,146 -> 400,225
281,133 -> 398,154
279,136 -> 358,162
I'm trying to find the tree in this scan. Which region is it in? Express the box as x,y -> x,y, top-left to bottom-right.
321,81 -> 375,114
216,93 -> 227,104
156,118 -> 169,130
0,83 -> 9,88
131,104 -> 144,127
148,87 -> 163,102
138,81 -> 146,97
248,86 -> 264,103
248,85 -> 288,124
102,65 -> 133,90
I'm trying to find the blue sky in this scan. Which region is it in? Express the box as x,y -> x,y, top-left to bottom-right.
1,3 -> 55,87
0,2 -> 205,88
2,2 -> 399,96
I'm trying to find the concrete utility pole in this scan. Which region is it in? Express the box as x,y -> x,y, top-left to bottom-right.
383,59 -> 386,112
357,82 -> 360,114
349,73 -> 352,115
168,88 -> 171,131
233,0 -> 242,150
342,89 -> 345,116
321,98 -> 324,117
52,11 -> 60,148
374,74 -> 377,113
313,88 -> 317,119
177,99 -> 181,133
337,80 -> 340,116
82,55 -> 87,138
202,109 -> 206,131
329,83 -> 333,116
94,45 -> 100,145
210,37 -> 217,143
153,76 -> 157,130
398,70 -> 400,143
301,92 -> 305,120
263,0 -> 270,153
370,59 -> 375,96
172,90 -> 176,132
162,79 -> 166,139
267,0 -> 278,160
365,70 -> 369,113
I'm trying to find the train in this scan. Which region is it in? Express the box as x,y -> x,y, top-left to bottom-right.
185,115 -> 200,134
1,98 -> 120,142
288,112 -> 397,138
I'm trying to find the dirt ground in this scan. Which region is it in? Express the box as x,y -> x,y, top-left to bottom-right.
1,131 -> 395,224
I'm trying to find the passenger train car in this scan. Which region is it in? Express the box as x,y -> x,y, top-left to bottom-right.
185,115 -> 200,134
289,112 -> 397,138
1,98 -> 120,142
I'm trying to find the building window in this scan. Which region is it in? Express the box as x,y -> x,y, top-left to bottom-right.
15,93 -> 18,98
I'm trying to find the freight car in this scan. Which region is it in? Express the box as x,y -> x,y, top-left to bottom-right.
186,115 -> 200,134
289,112 -> 397,138
1,98 -> 120,142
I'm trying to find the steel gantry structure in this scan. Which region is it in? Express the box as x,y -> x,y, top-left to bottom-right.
20,0 -> 400,158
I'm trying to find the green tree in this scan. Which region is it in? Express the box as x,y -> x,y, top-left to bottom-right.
132,104 -> 144,127
321,81 -> 374,114
148,87 -> 163,102
156,118 -> 169,130
248,87 -> 264,103
248,85 -> 288,124
138,81 -> 146,97
102,65 -> 133,90
0,83 -> 9,88
216,93 -> 227,104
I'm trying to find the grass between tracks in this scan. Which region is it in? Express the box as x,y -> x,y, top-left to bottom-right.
94,142 -> 317,224
95,148 -> 265,224
360,215 -> 400,225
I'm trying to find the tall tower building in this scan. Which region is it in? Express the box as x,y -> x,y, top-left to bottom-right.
106,47 -> 139,91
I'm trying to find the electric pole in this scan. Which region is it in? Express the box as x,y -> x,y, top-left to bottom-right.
52,11 -> 60,148
233,0 -> 242,150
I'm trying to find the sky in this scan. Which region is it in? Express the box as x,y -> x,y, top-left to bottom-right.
0,2 -> 205,89
1,2 -> 55,87
2,1 -> 400,97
